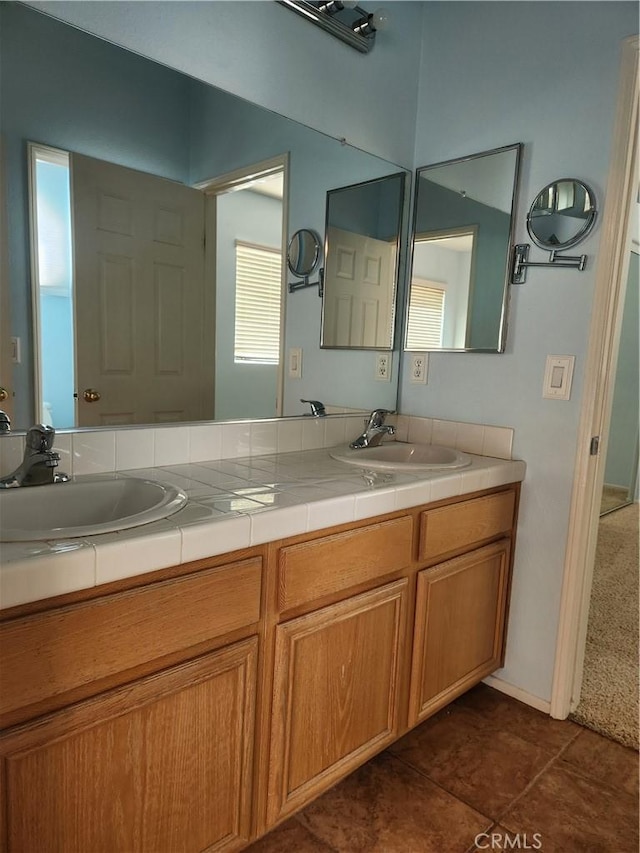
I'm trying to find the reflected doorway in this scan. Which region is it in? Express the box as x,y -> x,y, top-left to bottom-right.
200,156 -> 287,421
408,227 -> 477,350
600,249 -> 639,516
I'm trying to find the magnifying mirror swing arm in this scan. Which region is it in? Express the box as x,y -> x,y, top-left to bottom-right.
511,243 -> 587,284
288,267 -> 324,296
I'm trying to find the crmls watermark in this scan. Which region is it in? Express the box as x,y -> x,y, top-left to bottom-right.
474,832 -> 543,850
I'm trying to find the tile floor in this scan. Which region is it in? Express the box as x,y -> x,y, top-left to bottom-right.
248,684 -> 639,853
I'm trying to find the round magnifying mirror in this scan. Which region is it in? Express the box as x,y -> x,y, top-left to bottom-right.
527,179 -> 596,251
287,229 -> 321,276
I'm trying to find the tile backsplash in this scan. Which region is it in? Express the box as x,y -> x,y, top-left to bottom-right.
0,414 -> 514,478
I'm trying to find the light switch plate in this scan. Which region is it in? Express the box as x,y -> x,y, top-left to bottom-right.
542,355 -> 575,400
288,347 -> 302,379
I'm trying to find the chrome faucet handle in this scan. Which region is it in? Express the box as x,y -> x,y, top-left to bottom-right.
26,424 -> 56,453
301,399 -> 326,417
367,408 -> 394,428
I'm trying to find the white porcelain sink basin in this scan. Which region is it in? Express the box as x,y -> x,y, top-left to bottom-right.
330,443 -> 472,472
0,476 -> 187,542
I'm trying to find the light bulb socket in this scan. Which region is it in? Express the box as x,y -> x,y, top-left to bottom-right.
318,0 -> 343,13
352,13 -> 374,35
352,7 -> 388,35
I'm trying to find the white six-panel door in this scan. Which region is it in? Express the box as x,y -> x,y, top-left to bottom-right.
71,154 -> 211,426
323,226 -> 395,348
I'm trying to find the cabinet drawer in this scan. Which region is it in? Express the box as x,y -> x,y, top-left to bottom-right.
419,489 -> 516,563
278,515 -> 413,612
0,557 -> 262,726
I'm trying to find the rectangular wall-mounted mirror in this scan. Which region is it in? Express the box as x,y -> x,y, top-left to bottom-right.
405,144 -> 522,353
321,172 -> 405,350
1,3 -> 406,429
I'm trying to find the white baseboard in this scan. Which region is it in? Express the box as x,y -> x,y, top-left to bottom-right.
482,674 -> 551,715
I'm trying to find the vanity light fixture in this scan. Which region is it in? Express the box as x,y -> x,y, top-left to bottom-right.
277,0 -> 389,53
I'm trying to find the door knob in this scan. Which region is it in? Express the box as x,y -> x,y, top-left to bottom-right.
82,388 -> 101,403
0,387 -> 8,402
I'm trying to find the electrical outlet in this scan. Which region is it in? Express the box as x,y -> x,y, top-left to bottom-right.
410,353 -> 428,384
288,347 -> 302,379
375,352 -> 391,381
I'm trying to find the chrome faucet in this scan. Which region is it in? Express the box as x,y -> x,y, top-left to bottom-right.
301,398 -> 326,417
349,409 -> 396,449
0,425 -> 69,488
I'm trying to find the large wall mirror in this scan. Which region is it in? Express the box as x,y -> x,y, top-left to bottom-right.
405,143 -> 522,353
1,3 -> 406,431
321,172 -> 405,350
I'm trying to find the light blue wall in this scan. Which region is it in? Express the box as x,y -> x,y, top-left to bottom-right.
215,191 -> 281,421
403,1 -> 639,702
328,175 -> 404,241
27,0 -> 424,166
605,251 -> 639,490
0,3 -> 191,426
189,82 -> 406,415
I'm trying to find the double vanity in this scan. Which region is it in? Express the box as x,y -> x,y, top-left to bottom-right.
0,421 -> 525,852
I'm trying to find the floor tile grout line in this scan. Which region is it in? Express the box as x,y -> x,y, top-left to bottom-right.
387,715 -> 589,829
552,754 -> 640,801
387,750 -> 496,825
291,813 -> 341,852
442,698 -> 585,758
462,821 -> 500,853
495,726 -> 584,827
296,751 -> 497,853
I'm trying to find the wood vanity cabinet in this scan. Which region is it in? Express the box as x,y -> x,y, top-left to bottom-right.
0,555 -> 264,853
0,483 -> 520,852
408,540 -> 511,726
408,490 -> 517,725
0,640 -> 258,853
263,488 -> 518,833
266,579 -> 409,825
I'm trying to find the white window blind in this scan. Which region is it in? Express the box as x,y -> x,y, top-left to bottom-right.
406,280 -> 445,349
234,241 -> 282,364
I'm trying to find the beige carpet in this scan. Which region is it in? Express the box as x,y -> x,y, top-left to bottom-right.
571,502 -> 639,749
600,484 -> 632,515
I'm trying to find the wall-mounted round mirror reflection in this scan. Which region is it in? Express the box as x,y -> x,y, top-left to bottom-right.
287,229 -> 321,276
527,179 -> 596,251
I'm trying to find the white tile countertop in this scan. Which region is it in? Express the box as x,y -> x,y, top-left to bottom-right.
0,447 -> 526,610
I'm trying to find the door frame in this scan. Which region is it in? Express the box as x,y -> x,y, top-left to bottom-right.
196,154 -> 289,417
27,141 -> 73,425
551,35 -> 639,718
0,136 -> 14,421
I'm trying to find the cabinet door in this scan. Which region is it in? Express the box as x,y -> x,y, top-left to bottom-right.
0,638 -> 258,853
408,540 -> 511,727
267,579 -> 408,825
